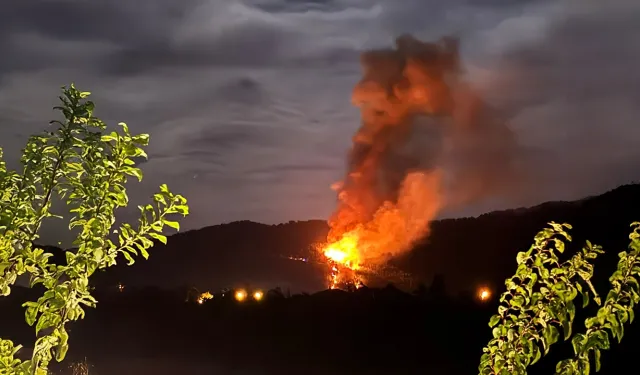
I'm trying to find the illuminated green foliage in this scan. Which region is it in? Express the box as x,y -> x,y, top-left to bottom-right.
479,222 -> 640,374
0,85 -> 189,374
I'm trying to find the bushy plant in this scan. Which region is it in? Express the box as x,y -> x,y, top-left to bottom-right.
479,222 -> 640,374
0,85 -> 189,374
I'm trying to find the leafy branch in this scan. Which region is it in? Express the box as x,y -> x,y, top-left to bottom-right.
479,222 -> 603,375
0,84 -> 189,374
480,221 -> 640,375
555,222 -> 640,374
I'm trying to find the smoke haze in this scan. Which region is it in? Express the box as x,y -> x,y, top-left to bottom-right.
326,34 -> 519,265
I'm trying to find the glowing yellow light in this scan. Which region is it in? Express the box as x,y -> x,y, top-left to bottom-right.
196,291 -> 213,305
325,248 -> 348,263
201,291 -> 213,299
235,289 -> 247,302
478,287 -> 491,301
253,290 -> 264,301
322,233 -> 360,270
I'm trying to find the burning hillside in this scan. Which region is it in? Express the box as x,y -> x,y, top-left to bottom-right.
320,34 -> 517,288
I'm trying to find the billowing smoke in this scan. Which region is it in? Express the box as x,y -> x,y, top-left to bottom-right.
325,34 -> 517,267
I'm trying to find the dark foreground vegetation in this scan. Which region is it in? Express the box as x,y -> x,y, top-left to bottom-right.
1,282 -> 639,374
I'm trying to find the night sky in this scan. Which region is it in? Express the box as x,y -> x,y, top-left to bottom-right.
1,0 -> 639,244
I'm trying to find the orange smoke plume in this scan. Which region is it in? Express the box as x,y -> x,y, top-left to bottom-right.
322,34 -> 517,287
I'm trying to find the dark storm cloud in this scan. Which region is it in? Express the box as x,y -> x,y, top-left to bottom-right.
190,125 -> 273,151
466,0 -> 640,209
0,0 -> 638,242
0,0 -> 189,43
246,162 -> 336,175
105,26 -> 291,75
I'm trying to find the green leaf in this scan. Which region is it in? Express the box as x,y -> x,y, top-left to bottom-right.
511,295 -> 525,308
125,167 -> 143,182
543,324 -> 560,353
121,251 -> 135,266
594,348 -> 601,372
94,248 -> 104,263
25,305 -> 38,326
162,219 -> 180,231
35,315 -> 51,335
489,315 -> 501,328
119,122 -> 130,134
0,262 -> 12,274
531,344 -> 541,365
148,232 -> 167,245
516,252 -> 528,265
55,327 -> 69,362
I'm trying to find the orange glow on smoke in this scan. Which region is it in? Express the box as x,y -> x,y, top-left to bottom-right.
319,35 -> 515,290
319,36 -> 459,289
322,171 -> 443,288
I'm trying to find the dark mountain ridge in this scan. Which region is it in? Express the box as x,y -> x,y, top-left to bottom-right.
41,183 -> 640,295
405,183 -> 640,293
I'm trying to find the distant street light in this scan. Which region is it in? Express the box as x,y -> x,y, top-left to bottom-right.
477,287 -> 492,302
235,289 -> 247,302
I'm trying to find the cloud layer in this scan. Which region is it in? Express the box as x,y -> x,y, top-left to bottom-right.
1,0 -> 639,242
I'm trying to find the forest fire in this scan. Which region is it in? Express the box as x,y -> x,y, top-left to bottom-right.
320,34 -> 458,289
324,233 -> 360,269
327,262 -> 363,290
322,232 -> 363,288
320,33 -> 515,289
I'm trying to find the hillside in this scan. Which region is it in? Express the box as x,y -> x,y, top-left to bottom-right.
5,183 -> 640,374
400,183 -> 640,293
90,219 -> 332,293
44,184 -> 640,295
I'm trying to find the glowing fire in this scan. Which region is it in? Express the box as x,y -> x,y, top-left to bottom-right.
197,291 -> 213,304
322,235 -> 357,289
321,171 -> 442,289
322,234 -> 366,289
315,37 -> 455,289
323,233 -> 360,270
320,35 -> 509,290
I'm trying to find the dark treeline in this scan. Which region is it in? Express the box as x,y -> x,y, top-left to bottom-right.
1,283 -> 639,374
39,183 -> 640,299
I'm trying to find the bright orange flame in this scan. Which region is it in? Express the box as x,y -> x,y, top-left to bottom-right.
235,290 -> 247,302
323,233 -> 360,270
321,172 -> 443,289
320,36 -> 465,289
